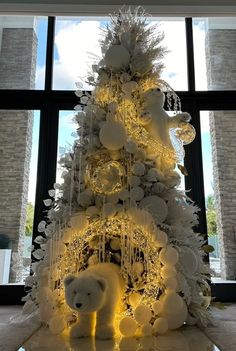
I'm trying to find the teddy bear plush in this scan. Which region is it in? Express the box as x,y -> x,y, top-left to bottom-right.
141,88 -> 191,171
64,262 -> 124,339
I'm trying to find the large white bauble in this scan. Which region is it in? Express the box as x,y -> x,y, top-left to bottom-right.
132,161 -> 146,176
140,323 -> 153,336
160,301 -> 188,330
139,195 -> 168,223
99,121 -> 126,150
122,81 -> 138,94
153,317 -> 168,335
128,292 -> 142,307
152,300 -> 162,315
119,189 -> 130,201
125,140 -> 138,154
70,213 -> 88,232
49,314 -> 66,335
162,292 -> 184,314
152,227 -> 168,247
160,265 -> 177,278
86,205 -> 99,217
102,202 -> 117,218
146,168 -> 159,182
119,316 -> 137,337
163,277 -> 178,292
130,186 -> 144,201
134,304 -> 152,325
159,246 -> 179,266
179,247 -> 198,275
127,208 -> 153,228
105,45 -> 130,70
129,175 -> 141,187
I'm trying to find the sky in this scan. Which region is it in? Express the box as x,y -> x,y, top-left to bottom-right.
27,17 -> 213,204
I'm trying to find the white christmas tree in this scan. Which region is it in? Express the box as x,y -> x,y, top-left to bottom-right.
24,8 -> 211,339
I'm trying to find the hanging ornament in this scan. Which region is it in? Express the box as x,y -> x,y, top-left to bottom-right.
132,162 -> 146,176
104,45 -> 130,70
89,160 -> 124,195
175,123 -> 196,145
139,195 -> 168,223
99,121 -> 127,151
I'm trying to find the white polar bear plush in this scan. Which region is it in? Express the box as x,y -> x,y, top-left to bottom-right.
64,262 -> 124,339
142,88 -> 191,150
141,88 -> 191,171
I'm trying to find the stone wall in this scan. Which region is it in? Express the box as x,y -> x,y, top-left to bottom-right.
0,26 -> 37,282
206,28 -> 236,280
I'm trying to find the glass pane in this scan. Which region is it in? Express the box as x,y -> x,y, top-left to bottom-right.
193,17 -> 236,90
200,111 -> 236,282
53,17 -> 187,91
57,110 -> 77,183
0,16 -> 47,90
0,110 -> 40,284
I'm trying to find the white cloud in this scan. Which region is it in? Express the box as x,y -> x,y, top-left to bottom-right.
53,20 -> 103,90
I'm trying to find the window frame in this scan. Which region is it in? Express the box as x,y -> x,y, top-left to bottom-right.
1,17 -> 236,304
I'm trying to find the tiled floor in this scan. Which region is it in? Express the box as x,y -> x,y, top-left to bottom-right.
18,325 -> 220,351
1,305 -> 236,351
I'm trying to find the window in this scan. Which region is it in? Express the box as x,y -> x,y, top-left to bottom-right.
1,16 -> 236,304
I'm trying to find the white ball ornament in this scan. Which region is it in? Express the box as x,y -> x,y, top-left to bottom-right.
49,315 -> 66,335
99,121 -> 126,151
105,45 -> 130,70
161,301 -> 188,330
119,316 -> 137,337
163,277 -> 178,291
141,323 -> 153,336
70,213 -> 88,233
146,168 -> 159,182
139,195 -> 168,223
119,189 -> 130,201
179,247 -> 198,275
129,175 -> 141,187
160,265 -> 177,278
152,228 -> 168,248
134,304 -> 152,325
130,186 -> 144,201
152,300 -> 162,315
122,81 -> 138,94
132,162 -> 146,176
159,246 -> 179,266
153,317 -> 168,335
102,202 -> 117,218
128,292 -> 142,307
125,140 -> 138,154
162,292 -> 183,314
86,206 -> 99,217
127,208 -> 153,228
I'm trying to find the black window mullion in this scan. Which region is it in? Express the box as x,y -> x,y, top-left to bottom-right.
185,18 -> 196,92
183,107 -> 208,241
31,107 -> 59,264
44,17 -> 55,91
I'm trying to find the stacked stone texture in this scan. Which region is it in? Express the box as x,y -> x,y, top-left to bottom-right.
0,28 -> 37,282
206,29 -> 236,280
